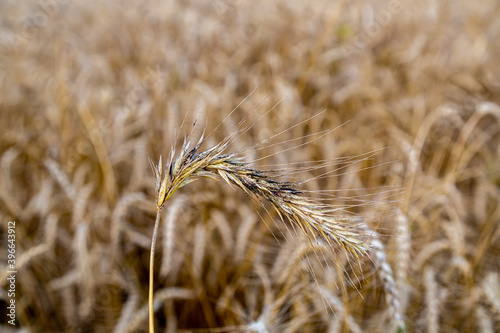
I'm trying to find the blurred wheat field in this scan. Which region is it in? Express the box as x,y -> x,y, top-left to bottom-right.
1,0 -> 500,332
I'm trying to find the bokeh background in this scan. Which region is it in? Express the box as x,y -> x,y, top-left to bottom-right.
1,0 -> 500,332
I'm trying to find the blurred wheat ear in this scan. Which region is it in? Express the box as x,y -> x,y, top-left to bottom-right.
147,130 -> 371,332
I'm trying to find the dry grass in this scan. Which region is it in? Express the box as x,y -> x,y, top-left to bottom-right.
1,0 -> 500,332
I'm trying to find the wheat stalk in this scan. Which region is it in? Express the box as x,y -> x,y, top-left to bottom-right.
147,131 -> 370,332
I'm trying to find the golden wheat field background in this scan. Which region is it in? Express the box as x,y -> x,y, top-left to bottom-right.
1,0 -> 500,332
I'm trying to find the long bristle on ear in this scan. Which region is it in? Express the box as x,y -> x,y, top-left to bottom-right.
154,133 -> 371,257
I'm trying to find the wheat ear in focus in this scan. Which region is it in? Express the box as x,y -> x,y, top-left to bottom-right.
147,127 -> 373,331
